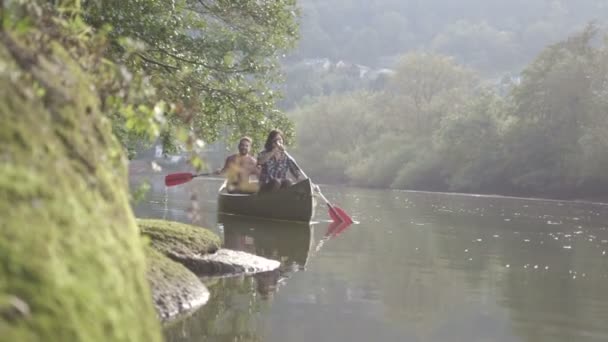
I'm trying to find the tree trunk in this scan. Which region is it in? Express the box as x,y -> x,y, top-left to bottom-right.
0,34 -> 161,341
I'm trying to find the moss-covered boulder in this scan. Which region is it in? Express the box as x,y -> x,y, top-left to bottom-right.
0,32 -> 161,341
138,219 -> 221,260
145,247 -> 209,320
138,219 -> 281,277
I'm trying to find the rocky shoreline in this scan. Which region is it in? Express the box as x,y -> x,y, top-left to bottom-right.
138,219 -> 281,320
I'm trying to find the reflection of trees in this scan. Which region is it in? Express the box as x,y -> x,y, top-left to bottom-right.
164,276 -> 269,342
164,185 -> 608,341
352,191 -> 474,339
310,187 -> 608,341
383,192 -> 608,341
164,216 -> 319,342
490,201 -> 608,342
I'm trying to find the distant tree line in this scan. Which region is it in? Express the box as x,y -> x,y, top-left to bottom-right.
291,0 -> 607,72
291,27 -> 608,199
280,0 -> 607,110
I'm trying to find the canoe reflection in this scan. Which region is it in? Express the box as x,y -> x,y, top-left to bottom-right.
219,214 -> 314,271
217,215 -> 354,299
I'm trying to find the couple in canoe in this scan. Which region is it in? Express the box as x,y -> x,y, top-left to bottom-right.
216,129 -> 305,194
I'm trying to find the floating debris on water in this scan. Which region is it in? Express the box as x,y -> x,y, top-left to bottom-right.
563,245 -> 572,249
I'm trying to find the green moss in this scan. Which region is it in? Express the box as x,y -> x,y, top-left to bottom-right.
138,219 -> 221,258
145,247 -> 209,320
0,35 -> 161,341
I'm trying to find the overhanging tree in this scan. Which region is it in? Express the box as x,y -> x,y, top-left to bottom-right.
83,0 -> 300,155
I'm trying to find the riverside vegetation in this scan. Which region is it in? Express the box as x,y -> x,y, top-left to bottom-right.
1,1 -> 298,341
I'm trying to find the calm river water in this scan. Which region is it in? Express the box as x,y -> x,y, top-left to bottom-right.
131,168 -> 608,342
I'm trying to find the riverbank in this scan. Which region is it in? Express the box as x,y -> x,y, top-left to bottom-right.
138,219 -> 281,320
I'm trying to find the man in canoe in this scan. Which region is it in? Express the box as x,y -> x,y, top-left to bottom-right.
257,129 -> 305,192
215,136 -> 260,193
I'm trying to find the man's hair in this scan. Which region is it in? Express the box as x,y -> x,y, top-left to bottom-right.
239,136 -> 252,145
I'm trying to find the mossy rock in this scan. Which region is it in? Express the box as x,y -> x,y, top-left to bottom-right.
0,33 -> 161,341
138,219 -> 221,259
145,247 -> 209,320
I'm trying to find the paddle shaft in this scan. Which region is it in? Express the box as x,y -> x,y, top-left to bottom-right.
287,156 -> 353,223
165,172 -> 211,187
315,187 -> 344,220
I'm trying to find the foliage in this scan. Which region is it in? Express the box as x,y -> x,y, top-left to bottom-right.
502,24 -> 608,195
83,0 -> 300,154
290,91 -> 377,183
291,0 -> 606,70
292,26 -> 608,199
0,2 -> 162,340
383,53 -> 478,135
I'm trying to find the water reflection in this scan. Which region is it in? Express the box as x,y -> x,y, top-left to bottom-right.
165,216 -> 353,342
132,168 -> 608,342
219,214 -> 314,271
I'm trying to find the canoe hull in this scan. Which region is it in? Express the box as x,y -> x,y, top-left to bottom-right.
217,179 -> 315,222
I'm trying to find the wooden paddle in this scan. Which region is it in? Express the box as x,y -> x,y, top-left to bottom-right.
164,172 -> 211,187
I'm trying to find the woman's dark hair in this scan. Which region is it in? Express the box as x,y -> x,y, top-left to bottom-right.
264,129 -> 283,151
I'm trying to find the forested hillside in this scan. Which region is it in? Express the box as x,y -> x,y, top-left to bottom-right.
290,26 -> 608,199
292,0 -> 607,71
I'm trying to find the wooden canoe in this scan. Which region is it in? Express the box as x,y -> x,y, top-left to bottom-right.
217,179 -> 316,222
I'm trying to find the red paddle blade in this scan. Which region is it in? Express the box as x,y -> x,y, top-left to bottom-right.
327,204 -> 343,223
333,206 -> 353,224
164,172 -> 194,187
325,221 -> 342,237
331,221 -> 353,237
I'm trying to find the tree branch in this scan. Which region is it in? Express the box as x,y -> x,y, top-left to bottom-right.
149,47 -> 258,74
135,53 -> 179,72
194,0 -> 260,36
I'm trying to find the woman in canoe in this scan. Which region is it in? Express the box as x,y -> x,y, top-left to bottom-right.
257,129 -> 305,192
